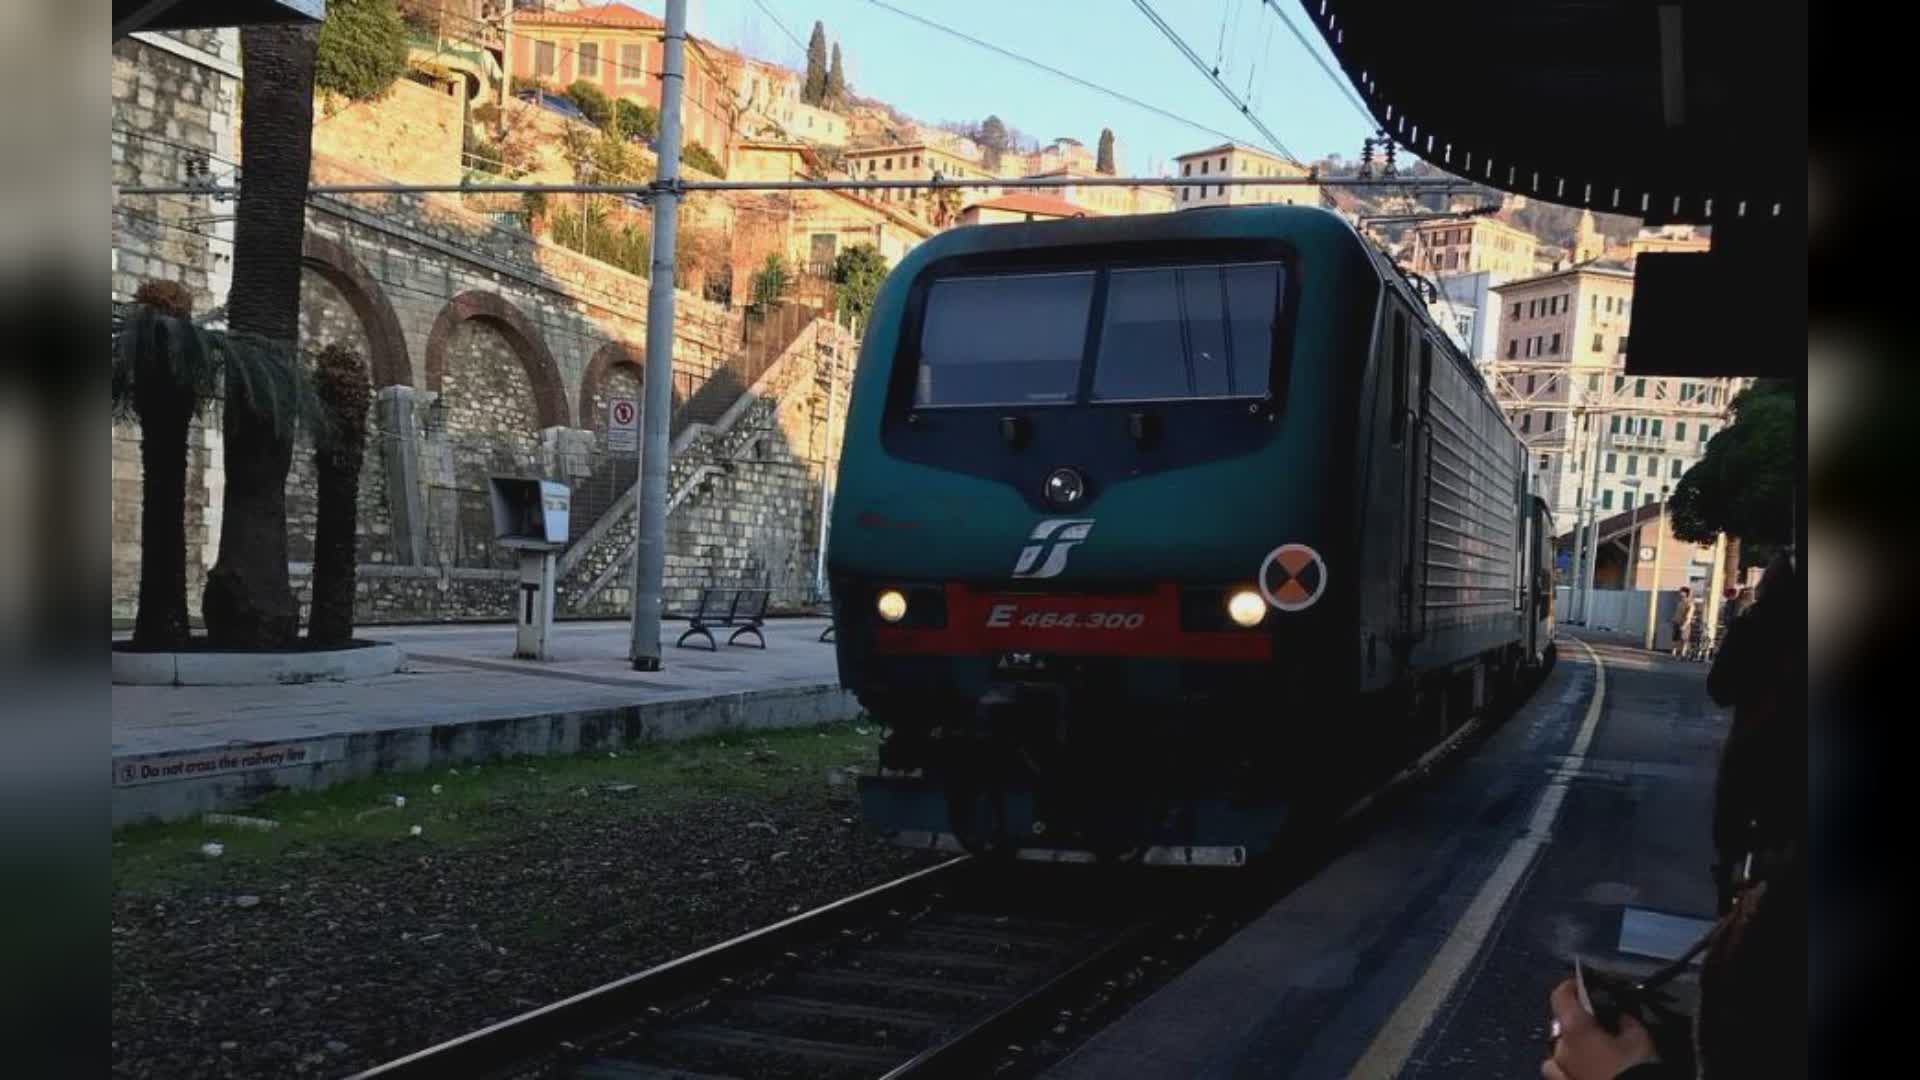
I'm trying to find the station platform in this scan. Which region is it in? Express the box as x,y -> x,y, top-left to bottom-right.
1044,635 -> 1725,1079
111,618 -> 847,826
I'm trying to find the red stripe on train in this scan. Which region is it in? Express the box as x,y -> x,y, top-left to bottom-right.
871,584 -> 1272,661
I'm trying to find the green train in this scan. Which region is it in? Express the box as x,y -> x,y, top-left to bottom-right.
825,205 -> 1556,866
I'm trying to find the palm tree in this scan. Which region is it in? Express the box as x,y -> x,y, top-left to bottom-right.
202,24 -> 323,648
308,345 -> 372,647
113,282 -> 316,650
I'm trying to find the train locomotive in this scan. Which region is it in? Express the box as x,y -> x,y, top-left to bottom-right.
825,205 -> 1556,866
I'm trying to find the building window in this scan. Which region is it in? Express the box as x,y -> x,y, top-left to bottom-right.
1626,455 -> 1638,476
1605,452 -> 1617,473
1544,412 -> 1555,432
1529,299 -> 1538,318
1699,424 -> 1712,443
1671,458 -> 1683,479
536,40 -> 557,77
1201,160 -> 1209,174
1219,156 -> 1228,170
578,41 -> 599,79
1521,413 -> 1533,433
1593,333 -> 1605,352
1181,188 -> 1190,202
1618,335 -> 1629,356
1549,333 -> 1561,354
1527,373 -> 1536,393
1512,303 -> 1521,319
1634,378 -> 1646,398
1540,454 -> 1551,472
1602,489 -> 1614,509
1651,419 -> 1663,439
1623,491 -> 1635,510
1588,374 -> 1600,392
1217,185 -> 1225,197
1675,421 -> 1686,441
621,43 -> 644,80
884,157 -> 893,170
1507,339 -> 1518,359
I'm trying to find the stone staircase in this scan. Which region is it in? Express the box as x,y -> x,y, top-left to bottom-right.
555,315 -> 848,618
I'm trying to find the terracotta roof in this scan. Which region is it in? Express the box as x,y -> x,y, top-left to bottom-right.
966,193 -> 1096,218
515,3 -> 662,29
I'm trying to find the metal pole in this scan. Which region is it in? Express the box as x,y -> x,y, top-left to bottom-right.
629,0 -> 688,672
1582,497 -> 1600,626
814,330 -> 838,600
497,2 -> 512,139
1642,486 -> 1671,652
1705,529 -> 1729,650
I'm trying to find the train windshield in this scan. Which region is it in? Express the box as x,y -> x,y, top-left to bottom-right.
1092,262 -> 1284,401
915,271 -> 1096,407
913,260 -> 1285,409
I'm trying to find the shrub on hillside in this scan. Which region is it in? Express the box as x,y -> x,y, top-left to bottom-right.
315,0 -> 411,102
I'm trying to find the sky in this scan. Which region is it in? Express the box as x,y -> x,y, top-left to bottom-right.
626,0 -> 1379,175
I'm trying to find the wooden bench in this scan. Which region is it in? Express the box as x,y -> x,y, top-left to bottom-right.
676,587 -> 769,651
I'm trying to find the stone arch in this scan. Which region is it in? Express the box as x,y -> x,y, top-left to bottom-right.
423,290 -> 569,428
579,340 -> 645,429
300,233 -> 412,389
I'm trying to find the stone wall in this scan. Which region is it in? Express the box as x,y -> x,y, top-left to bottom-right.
110,37 -> 859,628
111,31 -> 239,622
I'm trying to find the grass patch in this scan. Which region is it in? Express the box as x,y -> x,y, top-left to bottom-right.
112,718 -> 881,893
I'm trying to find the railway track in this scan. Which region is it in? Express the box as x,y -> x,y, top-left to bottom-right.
345,857 -> 1205,1080
348,673 -> 1541,1080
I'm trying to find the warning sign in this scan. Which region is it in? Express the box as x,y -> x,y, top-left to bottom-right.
608,398 -> 639,453
113,742 -> 338,787
1259,543 -> 1328,612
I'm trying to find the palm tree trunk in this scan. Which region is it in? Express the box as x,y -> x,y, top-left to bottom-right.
132,399 -> 193,649
308,348 -> 371,647
201,24 -> 318,648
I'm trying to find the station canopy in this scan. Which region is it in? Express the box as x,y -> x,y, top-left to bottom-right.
115,0 -> 323,38
1300,0 -> 1805,378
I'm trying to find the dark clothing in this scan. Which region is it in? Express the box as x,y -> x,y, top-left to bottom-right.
1705,562 -> 1805,911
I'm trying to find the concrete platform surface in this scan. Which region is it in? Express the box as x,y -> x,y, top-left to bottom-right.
1044,634 -> 1726,1079
112,619 -> 848,825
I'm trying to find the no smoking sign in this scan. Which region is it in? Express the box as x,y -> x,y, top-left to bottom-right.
608,398 -> 639,452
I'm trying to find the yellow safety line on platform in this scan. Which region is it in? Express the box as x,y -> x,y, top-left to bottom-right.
1349,638 -> 1606,1078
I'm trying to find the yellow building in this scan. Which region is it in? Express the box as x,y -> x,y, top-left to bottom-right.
958,193 -> 1096,225
1172,142 -> 1319,209
726,54 -> 849,147
842,143 -> 1002,220
1021,167 -> 1174,216
1409,216 -> 1538,277
1630,224 -> 1712,259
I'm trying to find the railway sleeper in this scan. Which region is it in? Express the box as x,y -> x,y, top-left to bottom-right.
835,943 -> 1055,986
783,969 -> 1007,1013
704,992 -> 955,1044
630,1022 -> 912,1080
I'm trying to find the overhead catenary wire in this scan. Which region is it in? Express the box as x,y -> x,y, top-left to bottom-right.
118,173 -> 1483,198
1256,0 -> 1375,126
856,0 -> 1268,157
1129,0 -> 1301,166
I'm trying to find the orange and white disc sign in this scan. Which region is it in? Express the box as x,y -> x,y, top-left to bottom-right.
1259,543 -> 1327,612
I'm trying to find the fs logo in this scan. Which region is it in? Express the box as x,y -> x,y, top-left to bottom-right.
1012,519 -> 1094,579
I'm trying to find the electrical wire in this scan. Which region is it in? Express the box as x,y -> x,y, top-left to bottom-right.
1129,0 -> 1301,165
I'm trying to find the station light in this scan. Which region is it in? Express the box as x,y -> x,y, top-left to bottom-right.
876,589 -> 909,623
1227,589 -> 1267,628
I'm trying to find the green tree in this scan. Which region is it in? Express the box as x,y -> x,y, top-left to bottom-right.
308,345 -> 373,647
830,244 -> 889,327
1669,379 -> 1796,548
315,0 -> 411,102
827,43 -> 847,107
613,98 -> 658,140
804,21 -> 829,105
1096,128 -> 1116,174
683,141 -> 726,178
976,114 -> 1010,170
565,78 -> 613,129
750,253 -> 792,316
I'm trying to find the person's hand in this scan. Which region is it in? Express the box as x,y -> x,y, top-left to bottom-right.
1542,977 -> 1660,1079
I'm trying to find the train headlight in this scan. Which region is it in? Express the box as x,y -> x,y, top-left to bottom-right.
1227,589 -> 1267,628
876,589 -> 909,623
